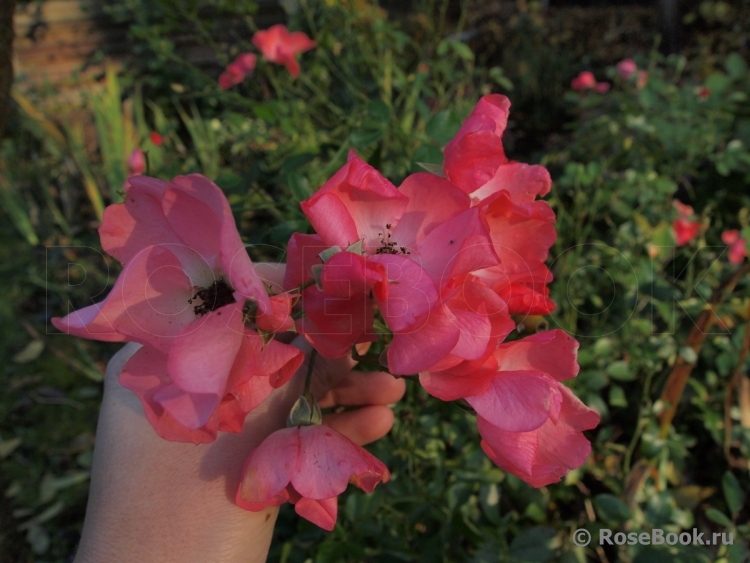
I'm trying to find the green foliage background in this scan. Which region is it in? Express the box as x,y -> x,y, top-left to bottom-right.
1,0 -> 750,561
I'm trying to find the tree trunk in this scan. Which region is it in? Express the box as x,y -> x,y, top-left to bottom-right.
0,0 -> 15,139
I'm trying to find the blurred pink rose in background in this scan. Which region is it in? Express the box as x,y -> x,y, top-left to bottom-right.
722,229 -> 748,264
219,53 -> 257,89
617,58 -> 637,80
253,24 -> 316,78
571,71 -> 596,90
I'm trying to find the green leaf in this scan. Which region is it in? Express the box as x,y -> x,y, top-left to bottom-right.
743,226 -> 750,253
214,173 -> 243,193
425,110 -> 461,144
728,540 -> 749,563
281,152 -> 316,174
286,173 -> 312,202
416,162 -> 445,176
724,53 -> 748,79
479,483 -> 500,524
705,507 -> 732,527
607,361 -> 635,381
12,340 -> 45,364
39,472 -> 90,504
509,527 -> 557,562
252,102 -> 276,122
722,471 -> 744,516
633,547 -> 680,563
705,72 -> 732,95
679,346 -> 698,364
489,67 -> 514,90
412,144 -> 444,168
471,540 -> 502,563
450,40 -> 474,61
316,541 -> 350,563
524,503 -> 546,523
349,128 -> 383,148
26,524 -> 50,555
0,181 -> 39,245
593,494 -> 631,523
608,385 -> 628,408
345,490 -> 380,522
367,99 -> 391,123
0,437 -> 22,459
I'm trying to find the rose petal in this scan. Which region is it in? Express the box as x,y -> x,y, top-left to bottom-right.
119,345 -> 221,444
237,427 -> 300,507
466,370 -> 556,432
392,172 -> 470,250
294,497 -> 338,531
387,304 -> 460,375
165,301 -> 245,426
494,330 -> 579,382
292,425 -> 389,499
369,254 -> 438,333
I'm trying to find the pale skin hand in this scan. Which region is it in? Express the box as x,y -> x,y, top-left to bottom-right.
73,338 -> 405,563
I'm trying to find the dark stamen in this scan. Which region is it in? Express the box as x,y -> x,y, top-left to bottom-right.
191,278 -> 236,316
375,223 -> 409,255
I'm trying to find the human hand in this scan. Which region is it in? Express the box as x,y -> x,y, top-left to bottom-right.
73,336 -> 404,563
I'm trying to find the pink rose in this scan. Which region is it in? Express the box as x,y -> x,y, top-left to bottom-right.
421,329 -> 596,487
149,131 -> 163,146
219,52 -> 257,89
673,218 -> 701,246
421,329 -> 579,402
252,24 -> 316,78
616,58 -> 637,80
52,174 -> 303,437
479,385 -> 600,487
127,148 -> 146,174
672,201 -> 701,246
722,229 -> 748,264
442,95 -> 557,315
571,71 -> 597,90
236,425 -> 389,530
288,153 -> 501,374
636,70 -> 648,89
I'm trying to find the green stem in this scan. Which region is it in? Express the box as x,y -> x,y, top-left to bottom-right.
625,365 -> 657,472
298,73 -> 346,117
303,348 -> 318,399
297,278 -> 317,292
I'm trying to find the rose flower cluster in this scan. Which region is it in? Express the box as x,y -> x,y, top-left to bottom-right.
53,94 -> 599,530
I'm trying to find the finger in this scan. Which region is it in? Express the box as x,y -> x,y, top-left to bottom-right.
322,406 -> 395,446
308,352 -> 360,396
318,371 -> 405,408
354,341 -> 371,355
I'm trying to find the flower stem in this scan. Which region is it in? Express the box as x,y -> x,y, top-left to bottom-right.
297,278 -> 316,292
303,348 -> 317,399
